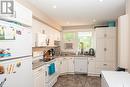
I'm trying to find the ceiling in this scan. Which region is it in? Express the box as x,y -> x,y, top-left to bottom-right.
27,0 -> 126,26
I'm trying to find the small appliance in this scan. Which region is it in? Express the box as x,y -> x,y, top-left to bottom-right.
88,48 -> 95,56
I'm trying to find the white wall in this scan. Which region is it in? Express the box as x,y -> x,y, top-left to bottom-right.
126,0 -> 130,73
16,0 -> 62,31
32,18 -> 61,47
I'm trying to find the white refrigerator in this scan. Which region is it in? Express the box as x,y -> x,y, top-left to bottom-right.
0,20 -> 33,87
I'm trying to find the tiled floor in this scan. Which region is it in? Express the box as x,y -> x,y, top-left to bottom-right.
53,74 -> 101,87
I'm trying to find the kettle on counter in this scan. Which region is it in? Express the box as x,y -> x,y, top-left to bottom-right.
88,48 -> 95,56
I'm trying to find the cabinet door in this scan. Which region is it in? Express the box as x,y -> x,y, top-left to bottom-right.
102,62 -> 116,71
95,62 -> 104,74
88,58 -> 96,74
105,38 -> 116,62
106,29 -> 116,38
55,59 -> 61,76
96,29 -> 106,38
96,38 -> 105,61
95,62 -> 116,74
68,58 -> 74,73
60,58 -> 68,74
34,76 -> 43,87
33,67 -> 44,87
74,58 -> 87,73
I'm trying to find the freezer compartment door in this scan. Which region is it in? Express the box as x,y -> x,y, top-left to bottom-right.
0,20 -> 32,59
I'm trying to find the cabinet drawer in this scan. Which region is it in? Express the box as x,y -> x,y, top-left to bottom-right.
96,62 -> 104,68
88,57 -> 95,61
103,62 -> 116,70
96,62 -> 116,71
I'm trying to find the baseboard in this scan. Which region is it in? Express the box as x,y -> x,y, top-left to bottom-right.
88,73 -> 100,77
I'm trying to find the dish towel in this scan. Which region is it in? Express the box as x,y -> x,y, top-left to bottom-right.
48,63 -> 55,75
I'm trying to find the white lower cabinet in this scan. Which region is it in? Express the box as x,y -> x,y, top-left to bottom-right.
88,57 -> 96,75
95,62 -> 116,74
74,57 -> 88,73
60,57 -> 68,74
60,57 -> 74,74
68,57 -> 74,73
55,58 -> 62,76
60,57 -> 88,74
33,67 -> 45,87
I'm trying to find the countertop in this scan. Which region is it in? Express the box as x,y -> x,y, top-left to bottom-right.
55,55 -> 95,58
102,71 -> 130,87
32,58 -> 57,70
32,55 -> 95,70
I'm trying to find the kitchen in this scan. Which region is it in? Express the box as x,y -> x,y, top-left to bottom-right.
0,0 -> 130,87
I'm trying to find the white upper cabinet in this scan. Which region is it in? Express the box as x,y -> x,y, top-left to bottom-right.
0,1 -> 32,27
96,38 -> 105,61
96,29 -> 106,38
95,27 -> 117,74
36,33 -> 47,47
96,28 -> 116,62
105,29 -> 116,38
105,38 -> 116,62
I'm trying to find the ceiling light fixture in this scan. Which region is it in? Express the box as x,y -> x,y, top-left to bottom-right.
53,5 -> 57,8
99,0 -> 103,2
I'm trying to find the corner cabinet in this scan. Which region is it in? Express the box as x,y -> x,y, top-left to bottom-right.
95,27 -> 117,74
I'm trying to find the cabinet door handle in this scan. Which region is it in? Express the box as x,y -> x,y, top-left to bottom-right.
14,11 -> 16,18
60,61 -> 62,64
103,64 -> 107,66
104,34 -> 107,37
45,71 -> 47,76
73,61 -> 74,64
88,61 -> 89,64
104,48 -> 107,51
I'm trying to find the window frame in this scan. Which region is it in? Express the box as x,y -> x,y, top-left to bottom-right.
77,31 -> 94,51
62,29 -> 95,52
